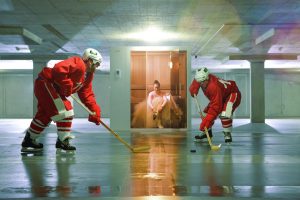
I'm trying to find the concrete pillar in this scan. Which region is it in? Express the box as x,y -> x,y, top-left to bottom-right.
250,61 -> 265,123
109,47 -> 131,131
32,59 -> 48,115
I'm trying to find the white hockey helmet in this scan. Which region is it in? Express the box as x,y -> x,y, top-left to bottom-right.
195,67 -> 209,82
82,48 -> 102,65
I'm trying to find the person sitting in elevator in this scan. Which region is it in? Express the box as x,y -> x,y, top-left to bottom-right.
189,67 -> 241,143
131,80 -> 184,128
147,80 -> 167,128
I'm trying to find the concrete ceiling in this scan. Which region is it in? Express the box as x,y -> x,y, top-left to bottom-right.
1,0 -> 300,70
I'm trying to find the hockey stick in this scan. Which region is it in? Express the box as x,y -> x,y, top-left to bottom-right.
193,95 -> 221,151
71,94 -> 150,153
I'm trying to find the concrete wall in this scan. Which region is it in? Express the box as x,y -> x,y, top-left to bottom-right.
0,71 -> 111,119
265,72 -> 300,118
0,73 -> 33,118
1,69 -> 300,119
109,47 -> 131,131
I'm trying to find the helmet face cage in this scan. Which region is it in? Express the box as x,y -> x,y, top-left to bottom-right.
91,58 -> 101,65
195,67 -> 209,82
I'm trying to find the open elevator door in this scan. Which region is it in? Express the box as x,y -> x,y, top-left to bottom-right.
130,50 -> 187,128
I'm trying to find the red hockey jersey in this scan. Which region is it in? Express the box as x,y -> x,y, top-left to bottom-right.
39,56 -> 100,113
190,74 -> 240,118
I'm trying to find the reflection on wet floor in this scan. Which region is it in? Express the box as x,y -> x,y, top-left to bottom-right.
0,119 -> 300,199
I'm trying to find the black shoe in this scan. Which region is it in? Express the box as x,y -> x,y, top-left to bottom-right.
56,138 -> 76,151
153,112 -> 158,120
21,131 -> 43,152
194,129 -> 213,141
223,131 -> 232,143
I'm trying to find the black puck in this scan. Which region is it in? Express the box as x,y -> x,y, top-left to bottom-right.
190,149 -> 196,153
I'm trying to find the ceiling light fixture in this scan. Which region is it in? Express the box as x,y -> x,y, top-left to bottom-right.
125,26 -> 179,43
0,60 -> 33,70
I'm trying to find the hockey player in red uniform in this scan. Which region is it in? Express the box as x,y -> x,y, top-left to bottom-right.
189,67 -> 241,143
21,48 -> 102,153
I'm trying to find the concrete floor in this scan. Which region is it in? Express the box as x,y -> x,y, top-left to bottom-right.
0,118 -> 300,200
